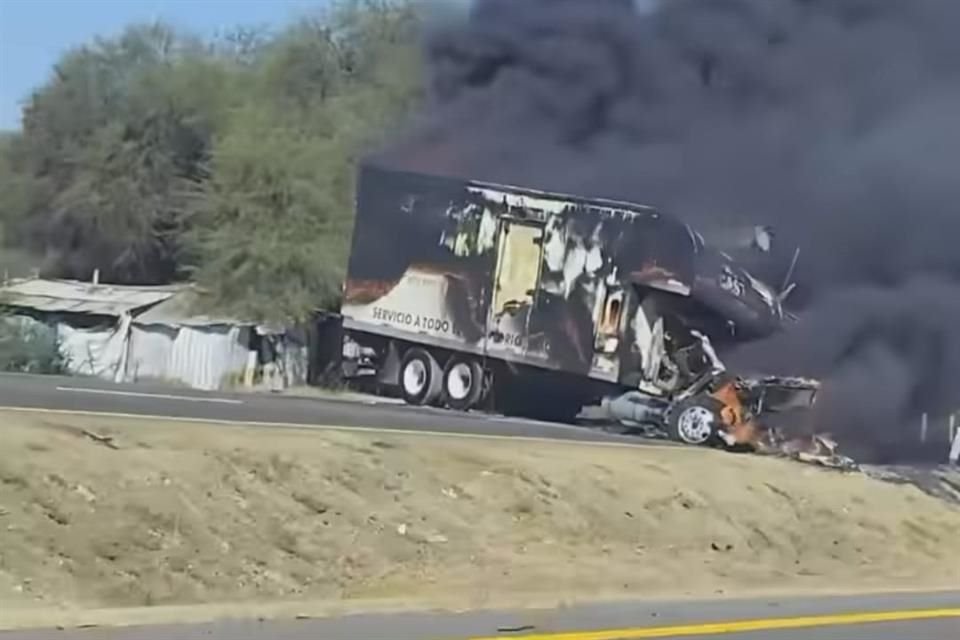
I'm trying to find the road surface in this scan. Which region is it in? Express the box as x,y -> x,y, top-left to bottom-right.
0,372 -> 643,446
1,591 -> 957,639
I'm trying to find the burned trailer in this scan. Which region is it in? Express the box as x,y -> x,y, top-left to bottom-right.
339,164 -> 817,439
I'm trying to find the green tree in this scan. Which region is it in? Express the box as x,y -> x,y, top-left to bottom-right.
187,1 -> 424,320
0,0 -> 425,323
0,133 -> 42,277
187,105 -> 352,322
12,23 -> 230,283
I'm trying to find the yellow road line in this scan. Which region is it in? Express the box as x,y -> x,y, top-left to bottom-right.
468,607 -> 960,640
0,405 -> 678,450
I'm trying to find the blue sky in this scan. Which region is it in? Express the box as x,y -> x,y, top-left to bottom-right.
0,0 -> 331,130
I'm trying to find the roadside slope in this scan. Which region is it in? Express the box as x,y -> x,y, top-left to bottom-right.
1,409 -> 958,623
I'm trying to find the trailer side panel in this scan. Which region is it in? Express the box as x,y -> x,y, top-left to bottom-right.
342,165 -> 696,382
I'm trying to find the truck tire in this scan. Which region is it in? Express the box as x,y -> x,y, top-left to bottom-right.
666,395 -> 724,446
441,356 -> 485,411
399,348 -> 442,406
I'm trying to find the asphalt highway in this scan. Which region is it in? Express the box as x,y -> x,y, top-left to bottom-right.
1,591 -> 957,639
0,371 -> 640,445
2,373 -> 957,639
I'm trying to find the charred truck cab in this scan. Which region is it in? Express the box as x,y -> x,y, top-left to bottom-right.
340,165 -> 817,446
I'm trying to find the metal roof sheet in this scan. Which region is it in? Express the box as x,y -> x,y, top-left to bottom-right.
134,288 -> 247,326
0,278 -> 182,316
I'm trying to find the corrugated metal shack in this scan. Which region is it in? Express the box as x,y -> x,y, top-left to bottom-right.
131,289 -> 308,390
0,277 -> 307,391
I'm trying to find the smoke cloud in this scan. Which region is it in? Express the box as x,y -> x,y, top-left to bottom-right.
382,0 -> 960,456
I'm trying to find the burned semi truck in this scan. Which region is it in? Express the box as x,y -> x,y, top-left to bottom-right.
340,164 -> 817,447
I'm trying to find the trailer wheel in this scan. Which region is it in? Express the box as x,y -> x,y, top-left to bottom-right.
442,357 -> 485,411
666,396 -> 724,446
399,348 -> 442,406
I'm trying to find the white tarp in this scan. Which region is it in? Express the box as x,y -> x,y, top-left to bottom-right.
278,327 -> 309,388
4,293 -> 308,391
57,314 -> 131,381
127,324 -> 252,390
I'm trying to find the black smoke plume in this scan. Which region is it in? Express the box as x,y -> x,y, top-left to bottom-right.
381,0 -> 960,458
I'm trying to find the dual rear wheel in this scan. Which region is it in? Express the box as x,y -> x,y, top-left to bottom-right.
398,348 -> 486,410
442,357 -> 485,410
397,346 -> 584,423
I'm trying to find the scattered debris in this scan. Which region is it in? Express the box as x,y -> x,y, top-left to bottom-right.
497,624 -> 537,634
760,433 -> 859,472
861,465 -> 960,505
80,429 -> 119,450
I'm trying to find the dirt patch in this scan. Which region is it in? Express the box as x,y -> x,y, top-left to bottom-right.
1,409 -> 959,625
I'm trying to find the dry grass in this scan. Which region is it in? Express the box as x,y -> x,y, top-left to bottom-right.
1,409 -> 958,624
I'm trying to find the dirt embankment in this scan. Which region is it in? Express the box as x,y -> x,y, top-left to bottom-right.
1,410 -> 959,626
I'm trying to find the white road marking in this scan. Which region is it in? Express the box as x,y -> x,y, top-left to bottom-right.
401,404 -> 593,432
0,405 -> 684,451
55,386 -> 244,405
482,413 -> 605,432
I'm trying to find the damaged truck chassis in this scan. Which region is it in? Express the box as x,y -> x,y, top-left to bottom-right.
339,165 -> 818,448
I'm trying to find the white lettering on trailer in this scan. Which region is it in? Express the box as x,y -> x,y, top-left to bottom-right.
371,306 -> 453,335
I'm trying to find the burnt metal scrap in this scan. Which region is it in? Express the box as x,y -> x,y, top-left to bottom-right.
602,237 -> 825,456
760,433 -> 859,472
597,224 -> 835,458
603,362 -> 828,457
604,376 -> 859,468
595,222 -> 835,461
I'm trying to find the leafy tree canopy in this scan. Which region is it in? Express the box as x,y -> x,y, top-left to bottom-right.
0,0 -> 424,322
